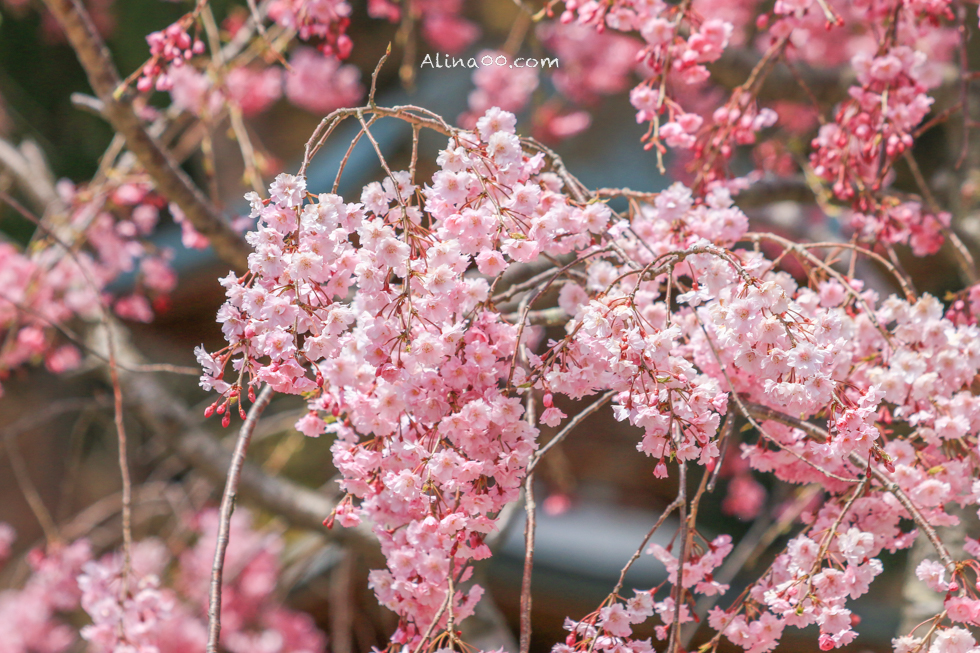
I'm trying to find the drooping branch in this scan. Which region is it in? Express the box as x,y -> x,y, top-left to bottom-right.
740,401 -> 957,572
41,0 -> 251,272
91,321 -> 351,538
127,371 -> 341,535
207,384 -> 275,653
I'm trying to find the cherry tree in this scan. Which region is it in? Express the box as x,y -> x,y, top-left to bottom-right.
1,0 -> 980,652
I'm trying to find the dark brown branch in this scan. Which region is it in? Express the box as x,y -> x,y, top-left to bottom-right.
41,0 -> 251,272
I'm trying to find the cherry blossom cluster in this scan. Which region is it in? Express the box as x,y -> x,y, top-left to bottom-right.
538,22 -> 640,106
459,50 -> 540,131
269,0 -> 353,59
532,0 -> 960,194
0,537 -> 89,653
849,201 -> 950,258
811,46 -> 935,201
169,64 -> 282,118
720,499 -> 893,650
0,509 -> 325,653
16,0 -> 980,652
557,534 -> 733,653
283,47 -> 364,114
197,98 -> 980,653
0,179 -> 178,397
134,0 -> 369,128
199,106 -> 622,637
167,45 -> 363,119
550,215 -> 980,653
139,20 -> 205,92
460,10 -> 646,143
555,0 -> 739,157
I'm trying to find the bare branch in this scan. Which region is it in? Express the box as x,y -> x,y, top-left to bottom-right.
666,460 -> 687,653
611,496 -> 683,599
207,384 -> 275,653
519,472 -> 535,653
519,392 -> 537,653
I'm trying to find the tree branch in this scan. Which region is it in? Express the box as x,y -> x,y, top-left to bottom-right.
0,139 -> 59,214
207,384 -> 275,653
92,321 -> 351,538
741,401 -> 957,572
41,0 -> 251,272
709,48 -> 851,105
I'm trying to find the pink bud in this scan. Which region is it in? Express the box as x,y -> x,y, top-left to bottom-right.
337,35 -> 353,59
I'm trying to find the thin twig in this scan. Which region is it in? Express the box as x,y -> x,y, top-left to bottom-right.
610,496 -> 683,598
519,392 -> 537,653
707,404 -> 735,493
369,44 -> 392,108
412,592 -> 452,653
1,191 -> 138,583
902,150 -> 977,284
527,391 -> 615,474
683,484 -> 821,648
57,408 -> 98,522
666,460 -> 688,653
109,331 -> 133,597
740,402 -> 957,572
207,384 -> 275,653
